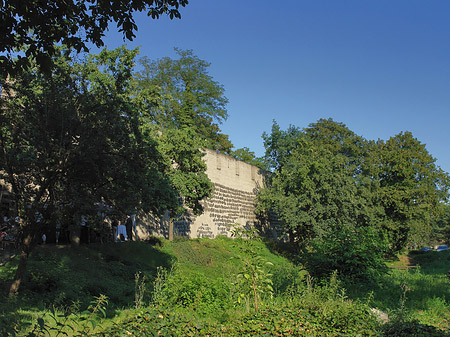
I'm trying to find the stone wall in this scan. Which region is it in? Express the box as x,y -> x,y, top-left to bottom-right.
136,149 -> 279,239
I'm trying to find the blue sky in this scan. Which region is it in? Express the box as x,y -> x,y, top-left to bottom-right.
99,0 -> 450,173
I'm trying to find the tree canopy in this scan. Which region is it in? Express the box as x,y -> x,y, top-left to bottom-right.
258,119 -> 450,277
230,147 -> 265,169
1,46 -> 215,295
136,48 -> 233,154
374,131 -> 450,250
259,119 -> 376,242
0,0 -> 189,75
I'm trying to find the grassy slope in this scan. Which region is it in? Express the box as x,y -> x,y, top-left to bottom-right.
0,238 -> 300,330
1,238 -> 450,336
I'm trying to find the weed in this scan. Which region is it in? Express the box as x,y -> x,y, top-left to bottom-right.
8,294 -> 109,337
134,271 -> 147,309
151,266 -> 168,306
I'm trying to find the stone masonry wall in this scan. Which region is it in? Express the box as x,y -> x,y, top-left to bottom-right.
136,149 -> 278,239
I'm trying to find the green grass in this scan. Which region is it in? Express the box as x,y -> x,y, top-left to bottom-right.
346,249 -> 450,331
1,238 -> 450,336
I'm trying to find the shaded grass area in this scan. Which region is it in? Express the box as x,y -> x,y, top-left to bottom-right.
0,241 -> 173,324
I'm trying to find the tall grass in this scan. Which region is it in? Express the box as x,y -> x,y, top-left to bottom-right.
1,238 -> 450,336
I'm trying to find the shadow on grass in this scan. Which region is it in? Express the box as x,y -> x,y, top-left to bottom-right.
409,249 -> 450,275
0,240 -> 174,332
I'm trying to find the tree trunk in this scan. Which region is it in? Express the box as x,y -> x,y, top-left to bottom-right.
70,227 -> 80,246
169,218 -> 174,241
70,214 -> 80,246
9,234 -> 32,298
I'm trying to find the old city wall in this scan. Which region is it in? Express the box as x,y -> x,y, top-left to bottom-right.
136,149 -> 279,239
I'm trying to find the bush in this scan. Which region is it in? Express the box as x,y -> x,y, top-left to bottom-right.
306,226 -> 388,282
383,319 -> 450,337
159,264 -> 232,319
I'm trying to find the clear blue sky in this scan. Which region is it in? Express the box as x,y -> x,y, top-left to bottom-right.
100,0 -> 450,173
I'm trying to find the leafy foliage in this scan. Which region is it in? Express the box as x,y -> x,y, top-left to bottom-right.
136,48 -> 233,154
1,46 -> 218,295
0,0 -> 189,75
231,147 -> 265,169
258,118 -> 450,267
430,203 -> 450,244
228,224 -> 274,313
261,120 -> 304,172
156,127 -> 213,215
259,120 -> 377,243
306,226 -> 388,282
374,132 -> 450,250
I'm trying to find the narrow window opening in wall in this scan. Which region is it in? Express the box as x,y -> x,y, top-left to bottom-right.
251,166 -> 256,181
216,154 -> 221,170
235,162 -> 240,176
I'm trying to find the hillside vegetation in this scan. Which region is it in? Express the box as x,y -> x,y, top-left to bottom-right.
1,237 -> 450,336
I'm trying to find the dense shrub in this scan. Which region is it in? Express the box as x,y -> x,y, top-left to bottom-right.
382,319 -> 450,337
99,275 -> 380,336
305,226 -> 388,282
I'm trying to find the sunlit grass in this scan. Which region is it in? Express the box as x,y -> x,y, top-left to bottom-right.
1,239 -> 450,335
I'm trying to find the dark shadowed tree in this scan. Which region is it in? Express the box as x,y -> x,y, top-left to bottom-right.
430,203 -> 450,244
0,0 -> 189,75
1,46 -> 213,296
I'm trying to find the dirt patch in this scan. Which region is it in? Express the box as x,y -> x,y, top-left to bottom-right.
390,254 -> 417,270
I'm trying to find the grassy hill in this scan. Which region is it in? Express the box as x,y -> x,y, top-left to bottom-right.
1,237 -> 450,336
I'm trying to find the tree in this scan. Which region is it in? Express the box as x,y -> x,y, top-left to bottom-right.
261,121 -> 304,172
259,119 -> 450,257
1,46 -> 213,296
258,135 -> 373,243
0,0 -> 189,76
259,119 -> 379,240
155,126 -> 213,215
304,118 -> 369,176
304,118 -> 385,228
374,131 -> 450,251
430,203 -> 450,244
257,119 -> 388,280
231,147 -> 265,169
136,48 -> 233,153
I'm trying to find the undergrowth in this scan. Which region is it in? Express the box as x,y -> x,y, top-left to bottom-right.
1,238 -> 449,336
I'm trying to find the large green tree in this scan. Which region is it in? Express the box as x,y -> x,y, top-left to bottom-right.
259,119 -> 376,243
259,119 -> 450,257
258,119 -> 387,280
136,48 -> 233,153
0,0 -> 189,75
374,131 -> 450,251
1,46 -> 213,296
